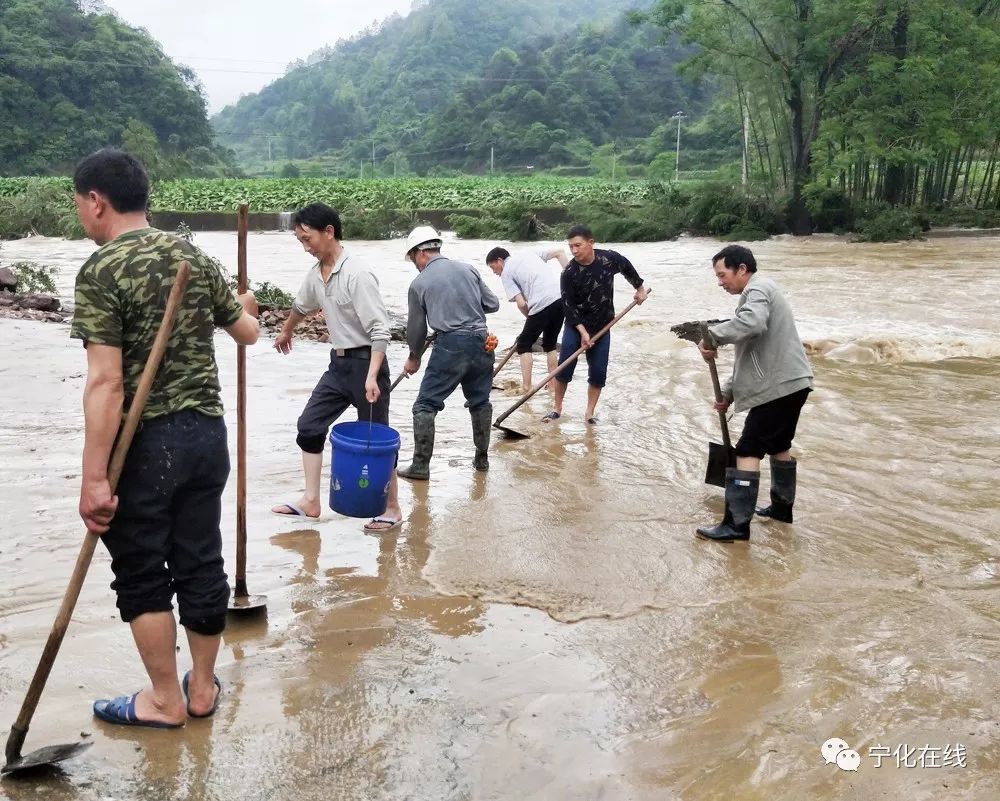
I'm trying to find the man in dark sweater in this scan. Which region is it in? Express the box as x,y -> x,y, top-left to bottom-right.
543,225 -> 649,425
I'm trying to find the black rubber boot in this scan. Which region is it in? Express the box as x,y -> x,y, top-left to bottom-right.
756,457 -> 796,523
470,404 -> 492,472
397,412 -> 435,481
696,468 -> 760,542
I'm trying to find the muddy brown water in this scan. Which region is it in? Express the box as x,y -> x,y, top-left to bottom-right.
1,232 -> 998,800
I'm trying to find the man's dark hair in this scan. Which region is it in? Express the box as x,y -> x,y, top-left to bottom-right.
485,247 -> 509,264
73,149 -> 150,214
712,244 -> 757,273
566,224 -> 594,240
292,203 -> 343,239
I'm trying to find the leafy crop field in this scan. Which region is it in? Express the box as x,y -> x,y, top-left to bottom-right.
0,177 -> 656,211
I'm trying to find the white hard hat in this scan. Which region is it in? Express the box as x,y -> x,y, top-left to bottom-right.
404,225 -> 442,259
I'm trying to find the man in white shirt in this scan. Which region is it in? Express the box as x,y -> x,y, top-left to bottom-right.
270,203 -> 403,533
485,245 -> 568,392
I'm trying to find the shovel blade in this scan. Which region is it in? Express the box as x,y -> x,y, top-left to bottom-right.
2,741 -> 93,776
228,593 -> 268,614
705,441 -> 735,487
493,422 -> 530,440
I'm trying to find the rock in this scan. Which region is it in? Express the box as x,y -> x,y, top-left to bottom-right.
255,306 -> 408,344
0,293 -> 14,307
15,293 -> 61,312
0,267 -> 16,292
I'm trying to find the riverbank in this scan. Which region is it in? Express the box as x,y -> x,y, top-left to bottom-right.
6,176 -> 1000,243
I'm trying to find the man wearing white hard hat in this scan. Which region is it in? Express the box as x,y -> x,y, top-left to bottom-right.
398,226 -> 500,479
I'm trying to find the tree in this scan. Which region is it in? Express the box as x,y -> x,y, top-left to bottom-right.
645,0 -> 896,233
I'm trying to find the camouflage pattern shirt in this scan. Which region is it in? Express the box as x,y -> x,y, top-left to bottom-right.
71,227 -> 243,419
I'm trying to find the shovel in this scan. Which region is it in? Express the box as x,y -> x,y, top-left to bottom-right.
389,335 -> 435,391
3,262 -> 191,777
229,205 -> 266,615
490,344 -> 518,389
669,319 -> 734,487
494,292 -> 650,439
492,344 -> 517,380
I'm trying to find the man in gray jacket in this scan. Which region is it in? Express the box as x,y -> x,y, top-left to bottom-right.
695,244 -> 813,542
398,226 -> 500,480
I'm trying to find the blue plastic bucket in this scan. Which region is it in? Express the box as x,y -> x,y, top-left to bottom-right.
328,421 -> 401,518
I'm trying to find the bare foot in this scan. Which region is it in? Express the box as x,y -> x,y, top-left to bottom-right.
271,497 -> 321,519
132,687 -> 187,726
185,673 -> 221,717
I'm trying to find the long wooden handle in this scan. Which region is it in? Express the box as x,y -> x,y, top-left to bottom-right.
494,291 -> 650,427
491,345 -> 517,379
234,205 -> 249,597
6,262 -> 191,765
700,322 -> 732,448
389,335 -> 434,391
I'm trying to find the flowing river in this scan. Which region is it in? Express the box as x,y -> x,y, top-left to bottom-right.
0,231 -> 998,800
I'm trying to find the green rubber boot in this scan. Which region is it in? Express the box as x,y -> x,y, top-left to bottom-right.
470,404 -> 492,472
397,412 -> 435,481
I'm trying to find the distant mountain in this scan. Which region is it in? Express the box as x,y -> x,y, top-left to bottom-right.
0,0 -> 235,176
211,0 -> 697,173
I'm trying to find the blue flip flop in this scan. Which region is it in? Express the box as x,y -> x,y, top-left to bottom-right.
182,671 -> 222,718
93,692 -> 184,729
541,411 -> 561,422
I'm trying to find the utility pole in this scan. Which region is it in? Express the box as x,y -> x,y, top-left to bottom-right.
671,111 -> 687,183
611,140 -> 617,182
371,139 -> 376,179
490,145 -> 495,174
267,135 -> 273,176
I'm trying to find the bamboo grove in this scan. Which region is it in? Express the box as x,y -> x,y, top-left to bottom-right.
646,0 -> 1000,231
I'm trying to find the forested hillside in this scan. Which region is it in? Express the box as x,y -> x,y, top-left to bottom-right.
0,0 -> 237,177
211,0 -> 701,174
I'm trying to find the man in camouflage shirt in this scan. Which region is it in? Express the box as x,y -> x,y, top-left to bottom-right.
71,149 -> 259,728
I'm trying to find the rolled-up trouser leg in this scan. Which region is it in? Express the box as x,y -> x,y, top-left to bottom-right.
170,416 -> 231,636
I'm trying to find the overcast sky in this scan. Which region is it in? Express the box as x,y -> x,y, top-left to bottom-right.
102,0 -> 415,114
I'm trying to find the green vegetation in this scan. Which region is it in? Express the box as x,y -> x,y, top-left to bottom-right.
147,177 -> 656,212
0,0 -> 239,178
1,241 -> 59,295
0,181 -> 82,239
640,0 -> 1000,232
0,177 -> 659,212
0,258 -> 59,294
212,0 -> 716,178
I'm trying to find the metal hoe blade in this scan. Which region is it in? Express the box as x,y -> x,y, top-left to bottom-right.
228,592 -> 268,614
2,742 -> 92,777
493,421 -> 531,440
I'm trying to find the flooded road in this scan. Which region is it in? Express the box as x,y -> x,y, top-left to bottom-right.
1,231 -> 999,800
